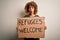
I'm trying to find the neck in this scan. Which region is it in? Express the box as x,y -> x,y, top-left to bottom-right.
29,13 -> 35,17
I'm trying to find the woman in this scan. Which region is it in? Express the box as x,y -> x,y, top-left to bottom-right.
17,1 -> 46,40
24,1 -> 40,40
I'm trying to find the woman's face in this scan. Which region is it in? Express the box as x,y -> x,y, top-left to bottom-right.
29,5 -> 34,14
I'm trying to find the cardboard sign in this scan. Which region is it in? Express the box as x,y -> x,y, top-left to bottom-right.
17,17 -> 45,38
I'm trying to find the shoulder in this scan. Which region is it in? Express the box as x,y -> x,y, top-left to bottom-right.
35,15 -> 40,17
24,15 -> 30,17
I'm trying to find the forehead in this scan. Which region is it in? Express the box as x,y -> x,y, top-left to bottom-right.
29,4 -> 34,7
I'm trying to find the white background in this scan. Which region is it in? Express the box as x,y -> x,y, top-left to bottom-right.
0,0 -> 60,40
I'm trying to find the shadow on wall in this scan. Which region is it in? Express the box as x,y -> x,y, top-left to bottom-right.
9,31 -> 18,40
11,10 -> 25,40
19,10 -> 27,18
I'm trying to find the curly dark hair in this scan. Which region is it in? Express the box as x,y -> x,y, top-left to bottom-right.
24,1 -> 38,15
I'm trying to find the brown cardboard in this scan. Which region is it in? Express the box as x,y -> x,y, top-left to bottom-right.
17,17 -> 45,38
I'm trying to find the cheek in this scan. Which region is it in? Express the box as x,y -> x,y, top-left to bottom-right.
29,8 -> 31,11
32,8 -> 34,11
